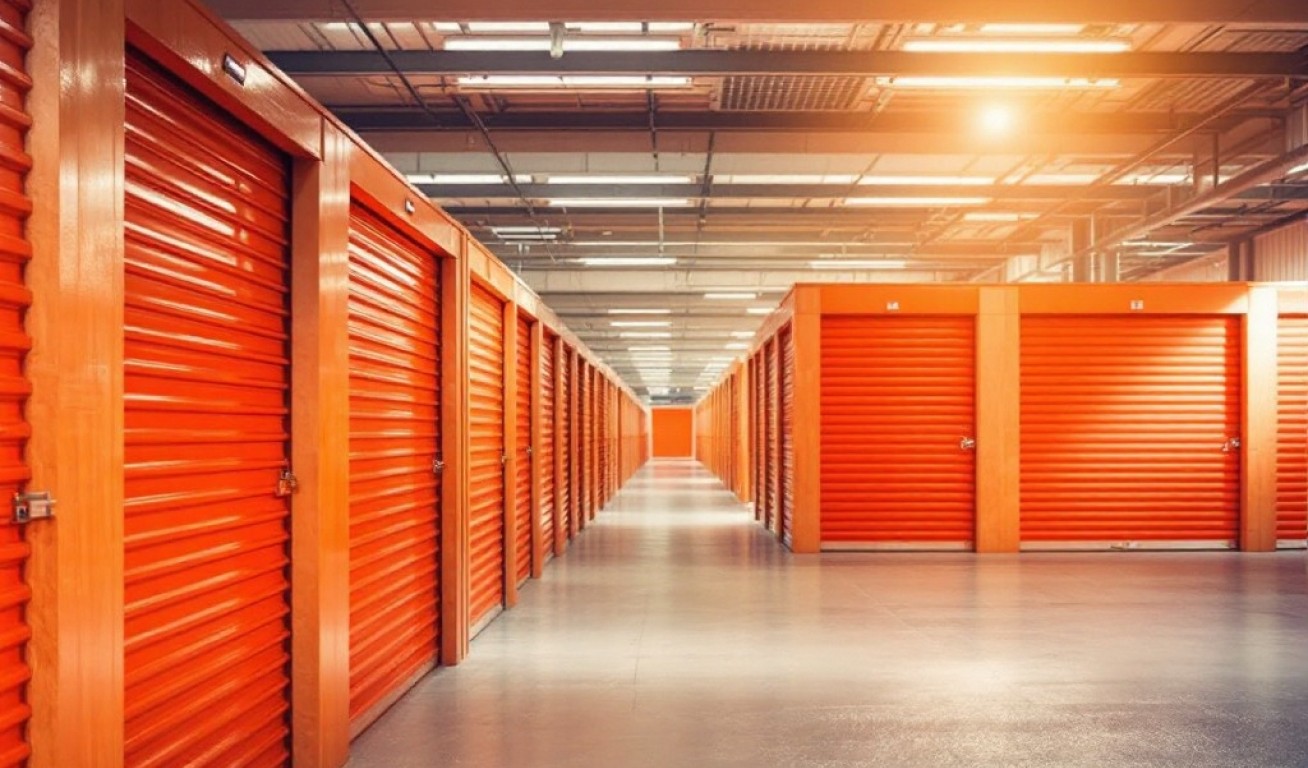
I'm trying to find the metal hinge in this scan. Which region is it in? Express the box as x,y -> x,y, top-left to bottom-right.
12,491 -> 55,524
433,458 -> 445,474
276,469 -> 299,497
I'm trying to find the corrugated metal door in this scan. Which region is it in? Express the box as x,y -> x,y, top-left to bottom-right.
468,284 -> 506,627
780,329 -> 795,548
1278,316 -> 1308,547
820,316 -> 976,547
0,3 -> 30,762
559,348 -> 572,538
754,355 -> 765,521
766,341 -> 780,534
580,366 -> 592,524
540,335 -> 556,555
1021,316 -> 1241,546
346,203 -> 440,728
513,314 -> 532,585
124,51 -> 291,765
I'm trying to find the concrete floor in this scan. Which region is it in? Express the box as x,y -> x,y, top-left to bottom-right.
349,459 -> 1308,768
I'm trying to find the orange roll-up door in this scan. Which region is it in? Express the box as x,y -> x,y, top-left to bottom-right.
580,366 -> 592,524
754,354 -> 765,521
1021,316 -> 1240,546
540,335 -> 557,557
765,341 -> 780,534
780,329 -> 795,548
559,349 -> 572,538
346,203 -> 440,728
1277,316 -> 1307,548
0,2 -> 30,762
820,316 -> 976,548
468,284 -> 506,627
124,52 -> 291,766
513,313 -> 532,585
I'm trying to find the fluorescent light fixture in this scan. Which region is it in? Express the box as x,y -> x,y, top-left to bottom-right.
547,175 -> 693,185
1122,240 -> 1193,249
963,212 -> 1038,222
648,22 -> 695,32
610,321 -> 672,328
445,37 -> 681,52
979,24 -> 1085,35
430,22 -> 463,32
693,386 -> 709,391
407,173 -> 517,185
492,226 -> 562,234
320,21 -> 385,31
577,257 -> 678,267
704,292 -> 757,300
874,76 -> 1118,90
619,332 -> 672,338
716,174 -> 859,185
844,196 -> 991,206
725,342 -> 750,350
730,331 -> 755,338
628,345 -> 671,351
550,199 -> 691,208
746,307 -> 773,315
1288,161 -> 1308,176
458,75 -> 692,90
1015,173 -> 1101,185
465,21 -> 551,32
809,259 -> 909,269
903,38 -> 1129,53
608,308 -> 672,315
858,175 -> 995,186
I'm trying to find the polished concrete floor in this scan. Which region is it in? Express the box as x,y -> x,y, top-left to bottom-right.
349,459 -> 1308,768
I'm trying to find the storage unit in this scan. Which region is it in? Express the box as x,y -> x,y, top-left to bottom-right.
820,316 -> 976,549
346,201 -> 442,730
560,346 -> 574,539
653,408 -> 693,458
123,50 -> 294,766
513,311 -> 533,586
695,284 -> 1288,555
467,283 -> 507,630
541,332 -> 558,557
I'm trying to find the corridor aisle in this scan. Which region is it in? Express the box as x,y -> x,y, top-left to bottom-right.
349,459 -> 1308,768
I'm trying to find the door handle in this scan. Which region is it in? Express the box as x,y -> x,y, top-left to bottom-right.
959,437 -> 977,451
1222,437 -> 1241,453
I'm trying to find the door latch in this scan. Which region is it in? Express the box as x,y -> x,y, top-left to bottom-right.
959,437 -> 977,451
1222,437 -> 1242,453
433,458 -> 445,474
526,446 -> 533,457
276,469 -> 299,497
12,491 -> 55,524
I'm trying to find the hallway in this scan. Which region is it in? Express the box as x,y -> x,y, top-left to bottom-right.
349,460 -> 1308,768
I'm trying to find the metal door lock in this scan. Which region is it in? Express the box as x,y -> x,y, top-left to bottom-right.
12,491 -> 55,524
433,458 -> 446,474
959,437 -> 977,451
1222,437 -> 1241,453
276,469 -> 299,497
526,446 -> 533,457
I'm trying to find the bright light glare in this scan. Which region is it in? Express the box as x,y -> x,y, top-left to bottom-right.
979,24 -> 1085,35
876,76 -> 1119,90
550,198 -> 692,208
903,38 -> 1129,53
979,105 -> 1015,136
844,197 -> 991,206
746,307 -> 773,315
547,175 -> 693,185
859,175 -> 996,186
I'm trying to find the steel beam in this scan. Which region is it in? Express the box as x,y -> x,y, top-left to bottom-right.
208,0 -> 1308,25
269,49 -> 1308,79
522,268 -> 970,294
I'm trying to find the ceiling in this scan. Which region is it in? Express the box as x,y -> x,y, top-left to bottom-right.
210,0 -> 1308,403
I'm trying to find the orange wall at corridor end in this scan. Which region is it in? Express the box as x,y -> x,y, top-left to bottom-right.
652,408 -> 694,457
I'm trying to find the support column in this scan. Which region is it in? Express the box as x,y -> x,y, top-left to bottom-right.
975,287 -> 1022,553
502,302 -> 519,607
529,320 -> 545,579
1241,287 -> 1277,551
789,287 -> 822,554
1070,219 -> 1092,282
440,238 -> 471,665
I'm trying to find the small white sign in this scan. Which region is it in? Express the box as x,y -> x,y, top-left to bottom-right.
1130,299 -> 1145,311
886,301 -> 900,312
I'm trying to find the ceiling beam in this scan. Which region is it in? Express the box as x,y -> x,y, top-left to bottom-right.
269,49 -> 1308,79
523,268 -> 970,294
209,0 -> 1308,25
425,182 -> 1167,201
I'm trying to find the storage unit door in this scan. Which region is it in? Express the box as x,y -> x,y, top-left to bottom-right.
580,368 -> 592,523
468,284 -> 506,627
346,203 -> 441,728
540,336 -> 557,556
1277,316 -> 1308,548
754,355 -> 765,520
1021,316 -> 1240,547
0,3 -> 30,762
124,52 -> 292,766
780,329 -> 796,548
820,316 -> 976,548
513,314 -> 532,585
559,350 -> 572,537
766,343 -> 780,534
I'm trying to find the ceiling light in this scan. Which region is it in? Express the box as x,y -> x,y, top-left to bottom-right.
979,24 -> 1085,35
619,332 -> 672,338
492,225 -> 562,234
610,321 -> 672,328
577,257 -> 678,266
608,308 -> 672,314
963,211 -> 1038,222
858,175 -> 995,186
809,259 -> 909,269
903,38 -> 1129,53
1288,161 -> 1308,176
1014,173 -> 1102,185
464,21 -> 551,32
1122,240 -> 1193,249
495,232 -> 558,240
628,345 -> 671,351
550,198 -> 692,208
730,331 -> 755,338
844,196 -> 991,206
725,343 -> 750,350
716,174 -> 860,185
407,173 -> 515,185
704,292 -> 757,300
320,21 -> 385,32
979,104 -> 1016,136
445,37 -> 681,52
547,175 -> 693,185
746,307 -> 773,315
458,75 -> 692,90
874,76 -> 1118,90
